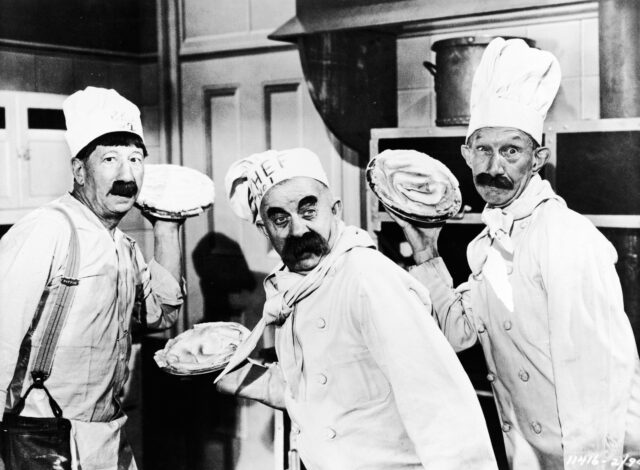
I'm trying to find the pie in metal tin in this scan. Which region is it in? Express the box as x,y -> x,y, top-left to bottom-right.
366,149 -> 462,225
135,164 -> 215,220
154,322 -> 250,376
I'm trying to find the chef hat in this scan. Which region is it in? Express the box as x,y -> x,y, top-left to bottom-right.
63,86 -> 145,158
467,37 -> 561,145
225,148 -> 330,223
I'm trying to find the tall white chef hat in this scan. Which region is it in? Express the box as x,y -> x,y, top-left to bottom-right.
225,148 -> 330,223
63,86 -> 145,158
466,37 -> 561,145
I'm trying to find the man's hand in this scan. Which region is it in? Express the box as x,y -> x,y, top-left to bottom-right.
387,212 -> 443,265
216,361 -> 286,410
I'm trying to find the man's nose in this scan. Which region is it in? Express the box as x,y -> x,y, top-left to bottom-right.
485,152 -> 505,176
289,215 -> 309,237
117,159 -> 136,181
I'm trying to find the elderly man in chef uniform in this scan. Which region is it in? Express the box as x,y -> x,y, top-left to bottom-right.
215,148 -> 498,470
0,87 -> 184,469
394,37 -> 640,469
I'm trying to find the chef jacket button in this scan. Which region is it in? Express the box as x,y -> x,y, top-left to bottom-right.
520,220 -> 529,229
477,324 -> 486,334
503,320 -> 512,330
292,424 -> 301,435
316,318 -> 326,329
531,421 -> 542,434
325,428 -> 336,440
486,373 -> 496,383
317,374 -> 328,385
472,273 -> 483,281
519,370 -> 530,382
502,422 -> 512,433
506,265 -> 513,275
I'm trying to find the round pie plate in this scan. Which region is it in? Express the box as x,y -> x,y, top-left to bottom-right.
135,202 -> 213,220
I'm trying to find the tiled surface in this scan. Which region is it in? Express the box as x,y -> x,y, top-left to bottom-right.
398,10 -> 600,127
581,75 -> 600,120
581,17 -> 599,77
547,77 -> 581,122
397,36 -> 433,90
398,88 -> 432,127
526,20 -> 582,78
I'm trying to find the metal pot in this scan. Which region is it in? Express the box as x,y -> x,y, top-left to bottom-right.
424,36 -> 536,126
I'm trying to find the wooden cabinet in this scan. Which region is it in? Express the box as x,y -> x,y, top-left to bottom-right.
0,91 -> 70,224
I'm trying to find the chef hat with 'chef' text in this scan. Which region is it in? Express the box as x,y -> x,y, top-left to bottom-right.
63,87 -> 145,158
225,148 -> 330,223
466,38 -> 561,145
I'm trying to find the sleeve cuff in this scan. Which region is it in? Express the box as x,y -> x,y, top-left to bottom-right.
409,258 -> 457,312
148,259 -> 185,306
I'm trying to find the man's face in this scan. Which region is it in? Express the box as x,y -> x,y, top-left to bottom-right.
461,127 -> 549,207
259,177 -> 342,274
73,145 -> 144,222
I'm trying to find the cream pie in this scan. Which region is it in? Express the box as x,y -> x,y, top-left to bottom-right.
154,322 -> 250,375
136,164 -> 215,219
367,149 -> 462,223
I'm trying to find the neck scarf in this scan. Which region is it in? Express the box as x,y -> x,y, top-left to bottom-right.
216,222 -> 375,396
469,174 -> 563,312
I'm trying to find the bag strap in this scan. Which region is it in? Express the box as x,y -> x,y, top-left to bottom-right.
12,206 -> 80,417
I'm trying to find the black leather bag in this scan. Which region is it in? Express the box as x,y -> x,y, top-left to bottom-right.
1,379 -> 72,470
0,207 -> 79,470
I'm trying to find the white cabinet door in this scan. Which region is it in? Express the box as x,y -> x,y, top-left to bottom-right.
17,92 -> 71,209
0,93 -> 19,210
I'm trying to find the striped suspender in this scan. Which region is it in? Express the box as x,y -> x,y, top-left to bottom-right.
31,207 -> 80,384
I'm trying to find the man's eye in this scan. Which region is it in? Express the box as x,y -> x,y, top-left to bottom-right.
273,216 -> 288,226
130,156 -> 143,164
504,147 -> 519,156
103,156 -> 116,163
302,209 -> 316,219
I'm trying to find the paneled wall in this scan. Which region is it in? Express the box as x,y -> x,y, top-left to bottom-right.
397,3 -> 599,127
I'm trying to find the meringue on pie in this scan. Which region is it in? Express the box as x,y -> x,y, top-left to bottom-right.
136,164 -> 215,219
154,322 -> 250,375
367,149 -> 462,223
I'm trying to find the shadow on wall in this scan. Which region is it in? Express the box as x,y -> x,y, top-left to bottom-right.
142,231 -> 268,470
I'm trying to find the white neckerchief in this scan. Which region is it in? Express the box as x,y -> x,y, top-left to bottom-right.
216,222 -> 375,397
469,174 -> 563,313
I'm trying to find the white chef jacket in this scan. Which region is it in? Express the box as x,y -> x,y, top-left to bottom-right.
0,194 -> 184,469
411,178 -> 640,469
271,246 -> 498,470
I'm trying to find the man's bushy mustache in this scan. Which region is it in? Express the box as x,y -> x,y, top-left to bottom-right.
281,230 -> 330,265
110,180 -> 138,198
475,173 -> 514,190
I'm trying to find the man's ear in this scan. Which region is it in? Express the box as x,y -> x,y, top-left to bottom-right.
331,198 -> 343,217
71,157 -> 85,185
460,145 -> 473,169
532,147 -> 551,173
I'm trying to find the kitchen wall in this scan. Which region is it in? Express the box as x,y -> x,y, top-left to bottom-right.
397,2 -> 599,127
